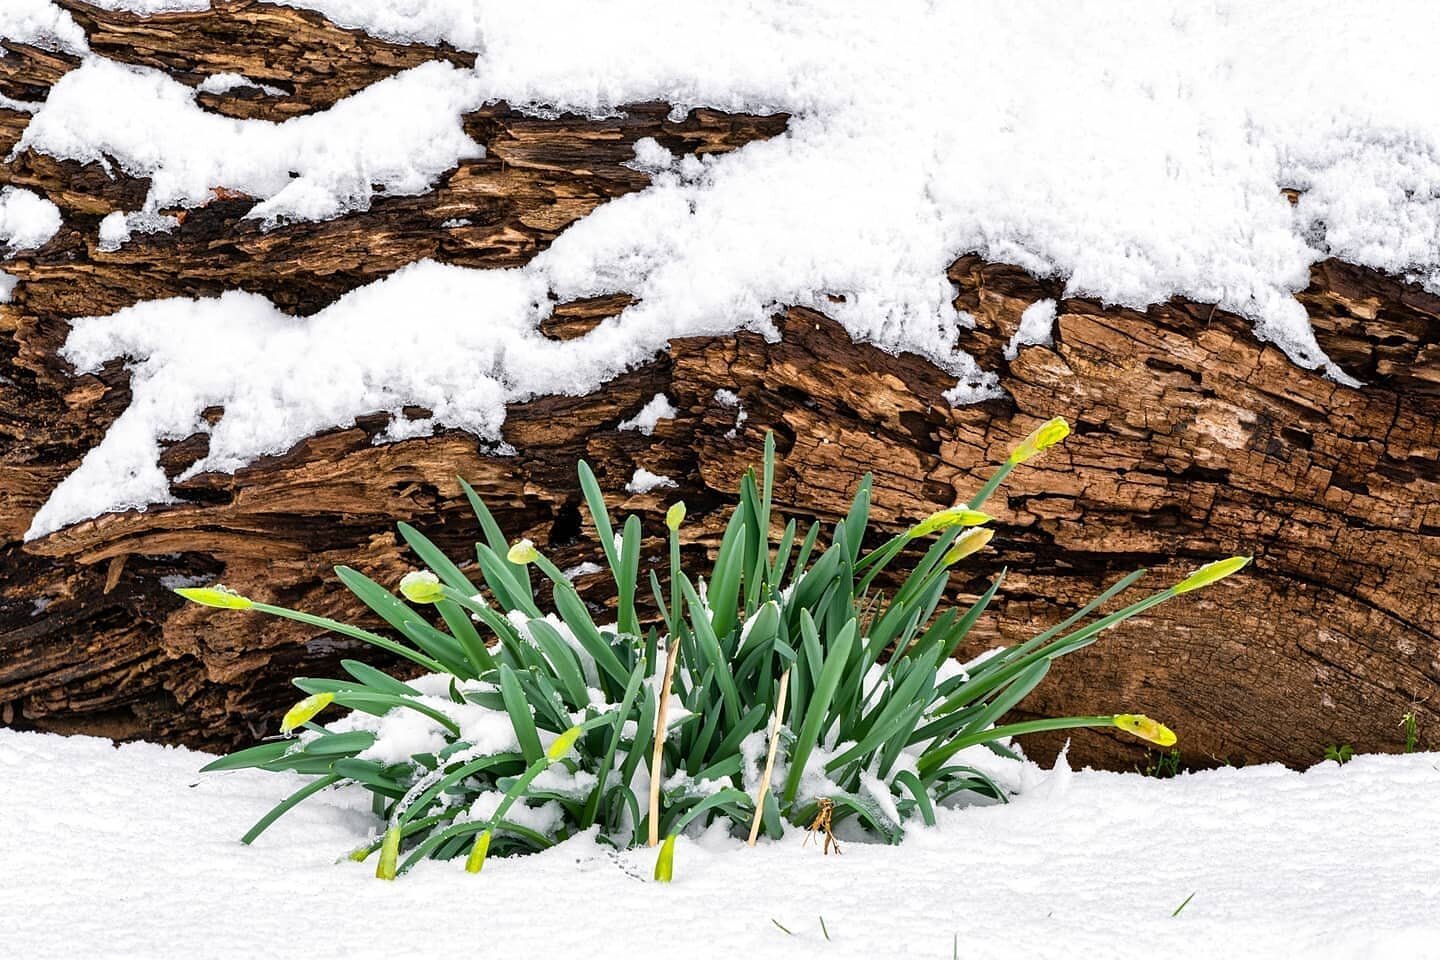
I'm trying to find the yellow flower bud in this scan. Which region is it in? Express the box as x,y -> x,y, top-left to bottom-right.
1007,416 -> 1071,465
174,584 -> 253,610
506,539 -> 539,565
943,527 -> 995,565
1113,713 -> 1178,747
666,501 -> 686,532
280,692 -> 334,735
653,833 -> 676,882
1173,556 -> 1251,594
375,826 -> 400,881
465,829 -> 492,874
398,570 -> 444,604
546,725 -> 583,762
908,507 -> 993,539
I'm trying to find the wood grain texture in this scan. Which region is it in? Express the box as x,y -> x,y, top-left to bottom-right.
2,3 -> 1436,770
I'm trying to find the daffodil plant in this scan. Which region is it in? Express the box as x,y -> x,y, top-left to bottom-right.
181,416 -> 1246,880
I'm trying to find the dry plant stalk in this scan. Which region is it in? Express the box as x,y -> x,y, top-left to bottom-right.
804,797 -> 841,855
647,634 -> 684,847
747,668 -> 791,846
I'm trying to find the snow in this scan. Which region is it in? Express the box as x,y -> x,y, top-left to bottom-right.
0,0 -> 88,54
617,392 -> 677,435
19,57 -> 484,229
3,728 -> 1438,959
0,186 -> 62,251
12,0 -> 1440,537
195,73 -> 289,98
626,467 -> 676,494
714,388 -> 748,439
1004,298 -> 1057,361
561,560 -> 604,580
0,93 -> 42,113
97,210 -> 180,252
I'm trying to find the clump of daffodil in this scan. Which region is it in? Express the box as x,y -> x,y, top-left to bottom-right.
909,506 -> 993,539
280,692 -> 333,735
1113,713 -> 1178,747
186,430 -> 1258,882
506,538 -> 539,565
943,527 -> 995,565
398,569 -> 444,604
1007,416 -> 1071,465
173,584 -> 253,610
1174,556 -> 1251,594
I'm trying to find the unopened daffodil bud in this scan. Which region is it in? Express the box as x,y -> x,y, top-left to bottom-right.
909,507 -> 993,539
943,527 -> 995,565
398,570 -> 444,604
506,539 -> 539,565
1173,556 -> 1251,594
654,833 -> 677,882
666,501 -> 686,532
546,725 -> 583,762
1113,713 -> 1178,747
1007,416 -> 1071,465
280,692 -> 333,735
465,829 -> 492,874
174,584 -> 253,610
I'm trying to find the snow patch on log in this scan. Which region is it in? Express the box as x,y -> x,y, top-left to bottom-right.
0,0 -> 88,54
18,58 -> 484,228
14,0 -> 1440,536
0,186 -> 62,252
1004,300 -> 1057,361
617,394 -> 676,436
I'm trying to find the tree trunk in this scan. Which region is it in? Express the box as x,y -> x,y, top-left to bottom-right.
3,2 -> 1437,770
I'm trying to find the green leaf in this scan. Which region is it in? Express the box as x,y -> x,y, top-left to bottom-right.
300,730 -> 377,757
340,659 -> 422,697
528,619 -> 590,708
435,599 -> 497,676
581,656 -> 648,830
499,664 -> 544,764
458,476 -> 532,598
200,740 -> 292,773
550,580 -> 629,692
783,619 -> 857,803
397,521 -> 478,594
709,512 -> 748,640
240,774 -> 342,845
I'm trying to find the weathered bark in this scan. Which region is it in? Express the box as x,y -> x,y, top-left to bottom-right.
2,2 -> 1437,770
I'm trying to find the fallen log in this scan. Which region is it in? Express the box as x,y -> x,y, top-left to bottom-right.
2,1 -> 1436,771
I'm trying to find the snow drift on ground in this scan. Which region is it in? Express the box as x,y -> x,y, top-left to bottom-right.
1,728 -> 1437,959
6,1 -> 1440,536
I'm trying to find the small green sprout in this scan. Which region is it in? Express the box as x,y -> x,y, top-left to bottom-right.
653,834 -> 676,883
